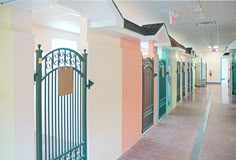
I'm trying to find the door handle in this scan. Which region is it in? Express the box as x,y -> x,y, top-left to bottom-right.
87,79 -> 94,89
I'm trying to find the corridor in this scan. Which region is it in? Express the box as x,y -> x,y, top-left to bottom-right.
2,1 -> 236,160
118,85 -> 236,160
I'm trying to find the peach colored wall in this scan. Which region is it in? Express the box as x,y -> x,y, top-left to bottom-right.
121,37 -> 142,153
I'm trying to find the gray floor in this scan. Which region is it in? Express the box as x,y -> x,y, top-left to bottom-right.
118,84 -> 236,160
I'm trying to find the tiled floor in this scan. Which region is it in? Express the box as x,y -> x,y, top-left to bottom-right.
118,84 -> 236,160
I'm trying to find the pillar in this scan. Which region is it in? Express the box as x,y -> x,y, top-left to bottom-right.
0,6 -> 34,160
80,16 -> 122,160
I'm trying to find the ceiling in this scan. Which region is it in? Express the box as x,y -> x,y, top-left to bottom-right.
3,0 -> 236,51
2,0 -> 81,33
114,0 -> 236,50
32,5 -> 80,33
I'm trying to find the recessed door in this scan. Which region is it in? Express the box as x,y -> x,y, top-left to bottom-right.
159,60 -> 166,119
142,58 -> 154,133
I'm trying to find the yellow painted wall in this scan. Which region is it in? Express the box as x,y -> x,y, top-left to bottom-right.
171,49 -> 177,109
0,6 -> 34,160
0,28 -> 15,160
87,30 -> 122,160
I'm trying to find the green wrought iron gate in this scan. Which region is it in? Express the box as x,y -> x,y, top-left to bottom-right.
177,61 -> 181,102
35,44 -> 93,160
182,62 -> 185,97
142,58 -> 154,133
190,62 -> 193,92
159,60 -> 166,119
187,63 -> 190,92
232,60 -> 236,95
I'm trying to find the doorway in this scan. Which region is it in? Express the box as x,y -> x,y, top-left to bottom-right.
142,58 -> 154,133
159,60 -> 167,119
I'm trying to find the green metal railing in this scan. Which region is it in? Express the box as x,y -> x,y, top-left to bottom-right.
35,45 -> 93,160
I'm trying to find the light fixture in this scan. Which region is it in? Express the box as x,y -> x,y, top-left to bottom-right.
197,21 -> 216,27
213,45 -> 219,49
208,46 -> 212,49
198,13 -> 205,20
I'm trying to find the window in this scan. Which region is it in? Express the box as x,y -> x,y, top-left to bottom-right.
141,41 -> 149,55
52,38 -> 78,51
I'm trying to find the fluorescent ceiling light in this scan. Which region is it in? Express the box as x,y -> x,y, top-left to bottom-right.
208,46 -> 212,49
198,13 -> 205,19
213,45 -> 219,49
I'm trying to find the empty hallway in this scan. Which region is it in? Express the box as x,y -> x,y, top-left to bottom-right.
2,1 -> 236,160
119,85 -> 236,160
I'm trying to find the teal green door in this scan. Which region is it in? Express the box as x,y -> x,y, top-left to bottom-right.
142,58 -> 154,133
182,62 -> 186,97
191,63 -> 193,92
35,45 -> 93,160
187,63 -> 190,92
232,60 -> 236,95
177,61 -> 181,102
159,60 -> 166,119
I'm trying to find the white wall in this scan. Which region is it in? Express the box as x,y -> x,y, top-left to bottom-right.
14,30 -> 34,160
32,25 -> 80,53
0,6 -> 34,160
87,30 -> 122,160
202,51 -> 224,83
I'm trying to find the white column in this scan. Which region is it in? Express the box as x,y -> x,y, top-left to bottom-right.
0,6 -> 34,160
80,16 -> 123,160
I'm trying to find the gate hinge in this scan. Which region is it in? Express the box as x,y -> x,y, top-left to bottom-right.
87,79 -> 94,89
34,73 -> 38,82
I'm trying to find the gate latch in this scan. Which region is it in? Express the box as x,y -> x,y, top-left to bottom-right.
34,73 -> 38,82
87,79 -> 94,89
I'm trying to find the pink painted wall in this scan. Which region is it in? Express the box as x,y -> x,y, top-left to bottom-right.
121,37 -> 142,153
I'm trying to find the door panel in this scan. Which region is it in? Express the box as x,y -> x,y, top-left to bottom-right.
142,58 -> 154,133
159,60 -> 166,119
